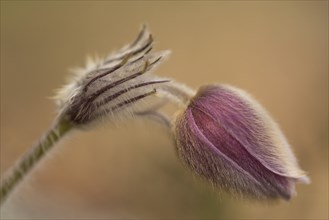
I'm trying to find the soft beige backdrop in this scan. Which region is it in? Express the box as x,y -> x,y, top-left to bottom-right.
1,1 -> 328,219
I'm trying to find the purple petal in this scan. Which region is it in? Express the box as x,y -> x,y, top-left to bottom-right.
174,84 -> 309,200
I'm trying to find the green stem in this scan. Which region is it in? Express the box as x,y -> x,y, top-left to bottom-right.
0,117 -> 73,206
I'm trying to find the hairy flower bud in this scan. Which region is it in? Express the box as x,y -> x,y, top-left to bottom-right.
55,26 -> 170,126
174,84 -> 309,200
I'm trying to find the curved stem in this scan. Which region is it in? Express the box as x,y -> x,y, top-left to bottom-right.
158,80 -> 196,106
136,110 -> 172,128
0,117 -> 73,206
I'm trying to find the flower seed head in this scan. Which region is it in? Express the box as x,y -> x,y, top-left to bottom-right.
55,26 -> 170,126
174,84 -> 309,200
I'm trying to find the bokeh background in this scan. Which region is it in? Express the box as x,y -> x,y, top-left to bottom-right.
1,1 -> 328,219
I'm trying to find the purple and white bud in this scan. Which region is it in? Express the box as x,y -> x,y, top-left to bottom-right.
174,84 -> 309,200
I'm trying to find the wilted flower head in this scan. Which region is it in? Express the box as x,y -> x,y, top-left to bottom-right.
55,26 -> 170,125
174,84 -> 309,200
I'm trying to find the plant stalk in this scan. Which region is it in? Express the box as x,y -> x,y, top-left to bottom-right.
0,117 -> 73,206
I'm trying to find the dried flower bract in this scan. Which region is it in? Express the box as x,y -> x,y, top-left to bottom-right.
55,26 -> 170,125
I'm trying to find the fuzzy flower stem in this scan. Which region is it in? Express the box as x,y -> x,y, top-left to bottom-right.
0,117 -> 73,206
159,81 -> 196,106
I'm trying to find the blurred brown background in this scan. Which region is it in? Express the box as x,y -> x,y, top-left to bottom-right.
1,1 -> 328,219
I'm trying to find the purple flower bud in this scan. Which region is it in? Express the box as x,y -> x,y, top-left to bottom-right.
174,84 -> 309,200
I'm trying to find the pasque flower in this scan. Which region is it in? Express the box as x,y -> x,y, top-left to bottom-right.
174,85 -> 309,200
0,26 -> 309,205
1,26 -> 174,204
